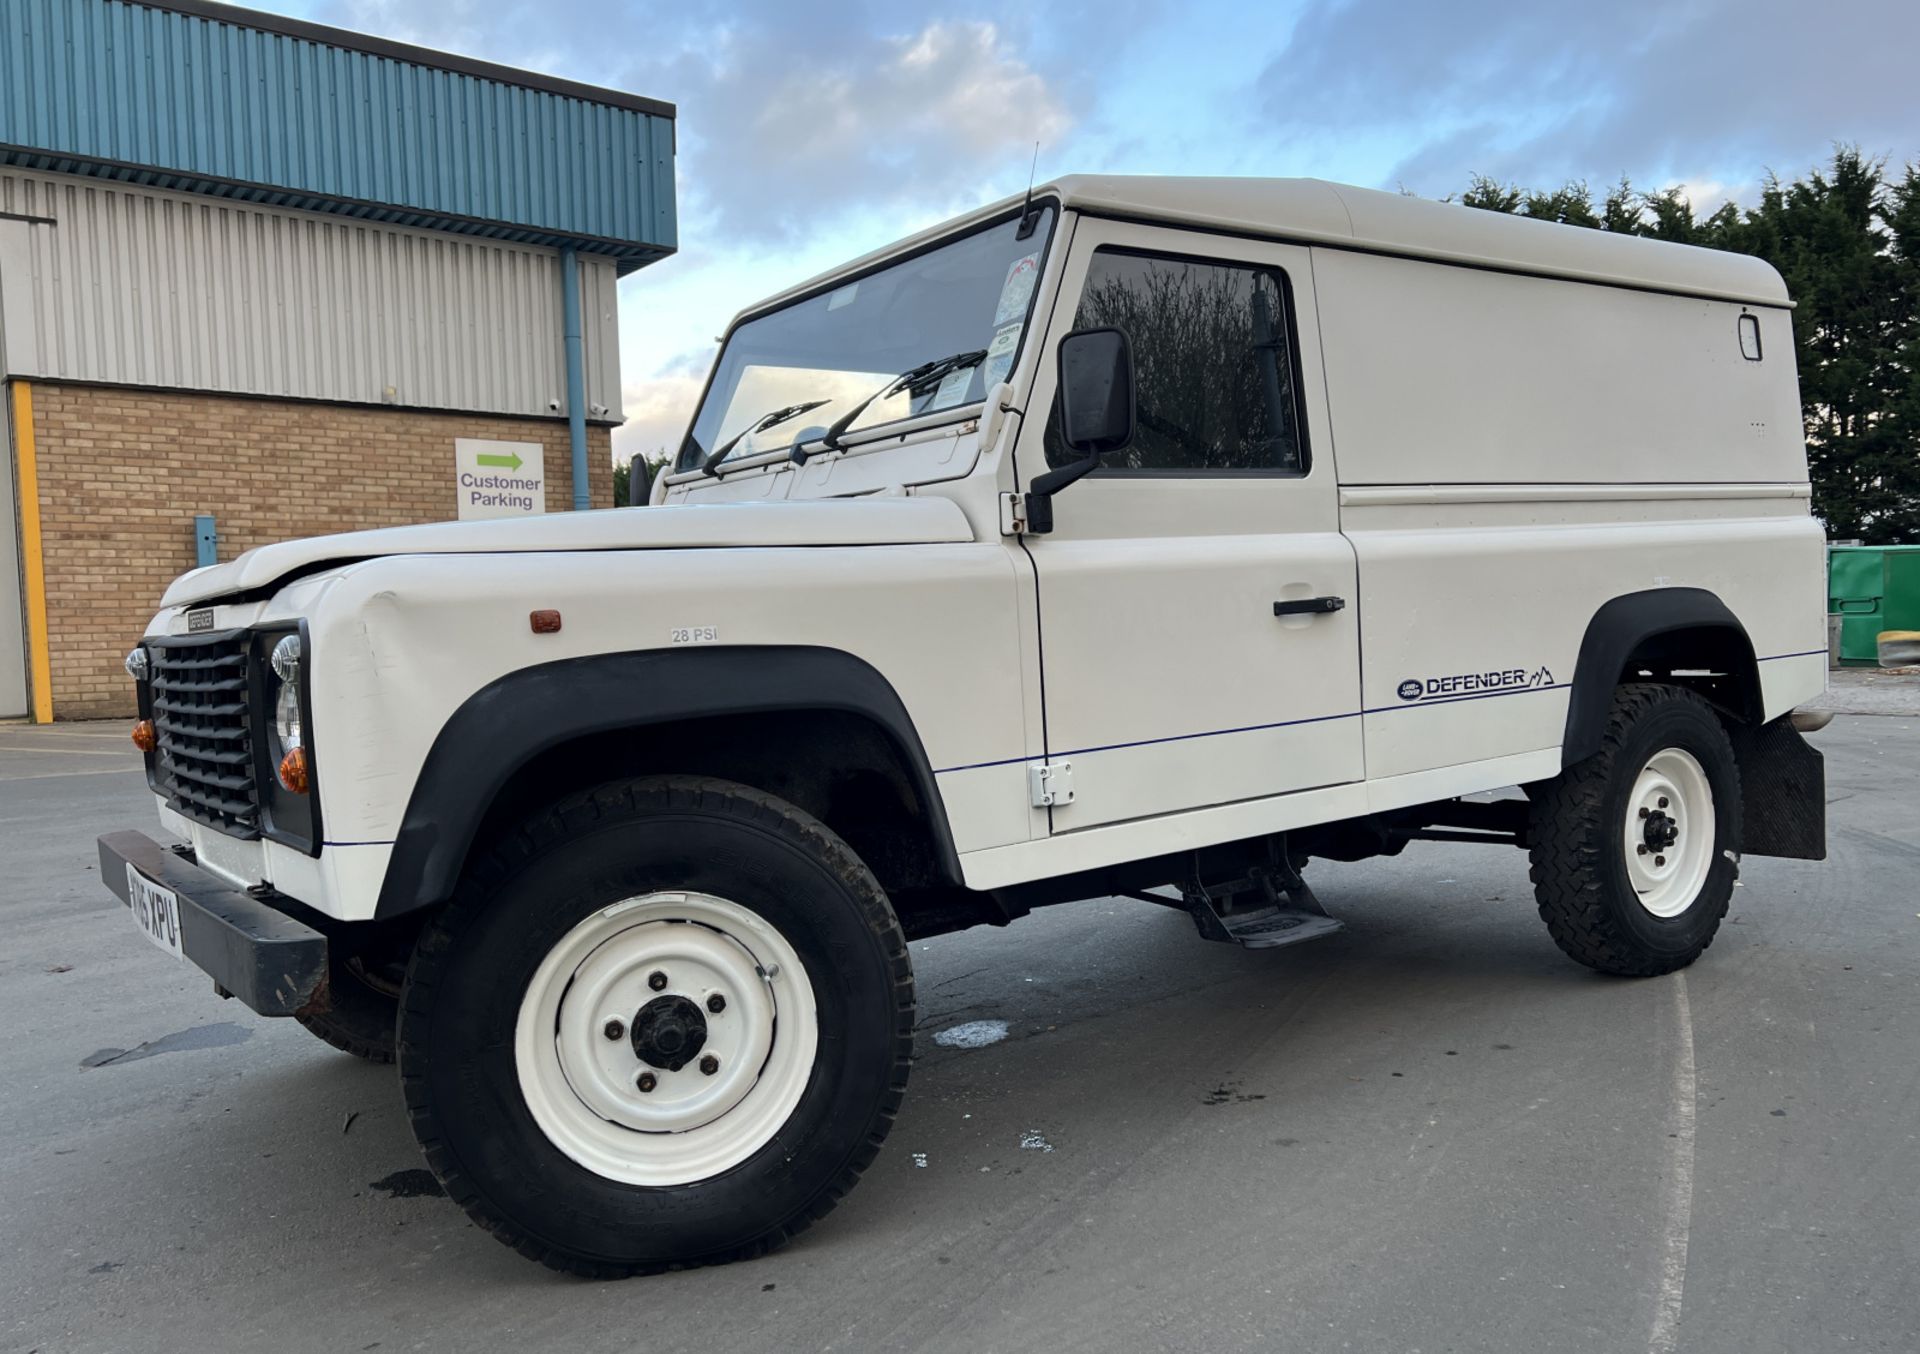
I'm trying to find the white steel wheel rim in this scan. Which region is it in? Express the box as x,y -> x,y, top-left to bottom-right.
514,891 -> 818,1187
1623,748 -> 1715,919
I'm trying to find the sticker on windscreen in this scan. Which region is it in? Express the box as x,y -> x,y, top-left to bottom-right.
827,282 -> 859,311
993,252 -> 1041,326
981,323 -> 1022,388
930,365 -> 975,410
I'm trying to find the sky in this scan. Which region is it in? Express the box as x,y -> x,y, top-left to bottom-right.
259,0 -> 1920,463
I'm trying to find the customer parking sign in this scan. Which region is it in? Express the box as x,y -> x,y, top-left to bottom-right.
455,439 -> 546,520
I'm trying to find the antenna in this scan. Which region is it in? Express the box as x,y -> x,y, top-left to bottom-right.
1016,141 -> 1041,239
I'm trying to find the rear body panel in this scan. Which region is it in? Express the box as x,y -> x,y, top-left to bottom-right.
1315,242 -> 1824,783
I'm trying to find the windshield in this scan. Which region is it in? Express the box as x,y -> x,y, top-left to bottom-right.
678,206 -> 1057,473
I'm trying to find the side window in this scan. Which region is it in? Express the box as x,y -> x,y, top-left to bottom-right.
1043,248 -> 1306,473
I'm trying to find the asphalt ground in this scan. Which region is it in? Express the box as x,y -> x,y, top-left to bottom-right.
2,707 -> 1916,1354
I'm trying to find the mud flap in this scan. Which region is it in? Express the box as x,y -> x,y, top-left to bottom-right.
1728,716 -> 1826,861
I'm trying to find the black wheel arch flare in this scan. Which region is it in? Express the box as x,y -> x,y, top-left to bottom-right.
1559,586 -> 1824,861
1561,587 -> 1762,767
372,645 -> 963,919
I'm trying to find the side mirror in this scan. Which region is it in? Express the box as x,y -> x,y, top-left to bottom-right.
627,453 -> 656,506
1024,328 -> 1133,533
1056,327 -> 1135,455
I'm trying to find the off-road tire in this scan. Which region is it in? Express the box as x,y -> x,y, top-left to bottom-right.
1527,683 -> 1742,976
397,776 -> 914,1278
295,955 -> 399,1063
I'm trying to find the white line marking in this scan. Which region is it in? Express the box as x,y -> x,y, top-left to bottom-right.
0,743 -> 139,758
1648,971 -> 1697,1354
0,766 -> 145,781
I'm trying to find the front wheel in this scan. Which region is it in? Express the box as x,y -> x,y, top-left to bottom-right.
1527,684 -> 1742,976
397,777 -> 914,1276
295,951 -> 401,1062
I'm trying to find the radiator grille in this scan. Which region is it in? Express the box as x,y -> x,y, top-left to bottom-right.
148,635 -> 261,838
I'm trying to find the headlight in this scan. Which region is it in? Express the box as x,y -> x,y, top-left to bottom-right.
274,680 -> 303,753
270,633 -> 303,683
125,646 -> 151,683
268,634 -> 304,756
264,632 -> 310,796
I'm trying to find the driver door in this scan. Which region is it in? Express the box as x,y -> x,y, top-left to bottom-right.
1017,219 -> 1364,831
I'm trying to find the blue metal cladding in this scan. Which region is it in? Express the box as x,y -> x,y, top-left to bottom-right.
0,0 -> 676,272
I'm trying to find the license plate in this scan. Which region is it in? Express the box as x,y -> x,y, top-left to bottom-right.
126,865 -> 186,960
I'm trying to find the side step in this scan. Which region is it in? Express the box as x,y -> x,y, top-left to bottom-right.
1181,853 -> 1344,951
1204,906 -> 1344,950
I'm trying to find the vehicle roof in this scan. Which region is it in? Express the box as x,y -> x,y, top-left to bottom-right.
737,175 -> 1789,325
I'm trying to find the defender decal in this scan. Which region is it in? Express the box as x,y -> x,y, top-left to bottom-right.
1397,667 -> 1554,703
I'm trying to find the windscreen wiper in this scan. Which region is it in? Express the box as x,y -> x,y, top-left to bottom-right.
702,399 -> 832,476
798,349 -> 988,464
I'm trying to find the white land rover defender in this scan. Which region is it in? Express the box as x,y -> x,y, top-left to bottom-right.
102,177 -> 1829,1276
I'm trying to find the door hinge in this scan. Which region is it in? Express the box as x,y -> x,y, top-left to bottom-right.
1028,760 -> 1074,808
999,492 -> 1027,537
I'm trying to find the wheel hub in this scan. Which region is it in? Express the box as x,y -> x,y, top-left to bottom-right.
1623,748 -> 1716,919
1641,809 -> 1681,852
630,994 -> 708,1071
514,891 -> 819,1187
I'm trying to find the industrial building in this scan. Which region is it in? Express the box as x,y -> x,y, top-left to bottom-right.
1,0 -> 677,718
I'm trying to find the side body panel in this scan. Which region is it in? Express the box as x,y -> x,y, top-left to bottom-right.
972,228 -> 1824,888
1312,249 -> 1807,486
1015,218 -> 1365,832
1314,246 -> 1825,785
139,212 -> 1830,915
147,538 -> 1040,919
1345,502 -> 1827,781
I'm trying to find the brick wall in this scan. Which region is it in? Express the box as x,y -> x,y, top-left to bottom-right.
23,382 -> 614,718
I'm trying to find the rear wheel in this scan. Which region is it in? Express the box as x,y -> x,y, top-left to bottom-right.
397,776 -> 914,1276
1528,684 -> 1742,976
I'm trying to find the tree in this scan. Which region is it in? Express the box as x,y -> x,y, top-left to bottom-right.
1454,149 -> 1920,542
1879,163 -> 1920,541
1740,152 -> 1909,540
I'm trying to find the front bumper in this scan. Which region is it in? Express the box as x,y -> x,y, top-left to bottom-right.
98,830 -> 330,1016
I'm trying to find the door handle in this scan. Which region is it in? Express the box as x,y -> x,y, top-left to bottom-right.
1273,596 -> 1346,617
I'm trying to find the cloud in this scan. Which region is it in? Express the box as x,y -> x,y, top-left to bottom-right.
612,357 -> 711,465
1251,0 -> 1920,195
315,1 -> 1074,244
294,0 -> 1920,468
306,0 -> 1078,458
658,17 -> 1073,242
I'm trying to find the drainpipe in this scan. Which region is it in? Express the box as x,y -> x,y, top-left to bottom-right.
561,245 -> 590,511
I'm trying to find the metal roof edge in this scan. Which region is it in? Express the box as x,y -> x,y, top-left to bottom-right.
0,147 -> 675,273
725,188 -> 1045,328
722,173 -> 1795,340
1322,180 -> 1790,308
123,0 -> 676,119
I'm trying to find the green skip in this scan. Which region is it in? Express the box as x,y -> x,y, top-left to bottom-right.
475,451 -> 524,470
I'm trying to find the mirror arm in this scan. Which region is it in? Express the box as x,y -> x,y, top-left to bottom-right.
1023,452 -> 1100,535
1029,453 -> 1100,500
